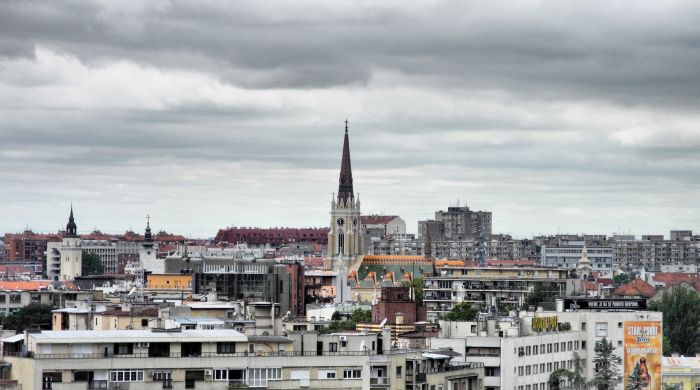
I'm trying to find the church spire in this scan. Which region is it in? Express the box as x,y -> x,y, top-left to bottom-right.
65,204 -> 78,237
143,214 -> 154,249
337,119 -> 354,205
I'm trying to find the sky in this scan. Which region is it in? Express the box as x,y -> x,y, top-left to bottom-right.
1,1 -> 699,239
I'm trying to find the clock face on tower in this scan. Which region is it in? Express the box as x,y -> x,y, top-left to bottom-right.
353,218 -> 358,226
336,217 -> 345,227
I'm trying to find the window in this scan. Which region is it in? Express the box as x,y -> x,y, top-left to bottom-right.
518,367 -> 524,376
214,369 -> 228,381
547,344 -> 552,353
247,368 -> 282,385
319,369 -> 336,379
343,369 -> 362,379
582,341 -> 587,349
141,319 -> 149,327
0,295 -> 5,303
329,343 -> 338,352
518,347 -> 525,356
9,294 -> 21,303
595,322 -> 608,337
568,341 -> 573,351
554,362 -> 559,370
217,342 -> 236,354
540,344 -> 545,353
618,340 -> 623,347
575,341 -> 579,350
533,364 -> 538,374
526,346 -> 531,355
485,367 -> 497,377
540,363 -> 545,372
547,363 -> 552,372
581,322 -> 586,330
561,342 -> 566,351
554,343 -> 559,352
526,366 -> 531,375
396,366 -> 402,378
153,372 -> 172,381
533,345 -> 538,355
110,369 -> 144,382
341,340 -> 347,348
114,343 -> 133,355
618,322 -> 623,328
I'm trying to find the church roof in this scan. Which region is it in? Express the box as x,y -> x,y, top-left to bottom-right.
337,121 -> 354,205
612,279 -> 656,298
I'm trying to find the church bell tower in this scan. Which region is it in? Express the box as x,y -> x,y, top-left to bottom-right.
327,120 -> 363,271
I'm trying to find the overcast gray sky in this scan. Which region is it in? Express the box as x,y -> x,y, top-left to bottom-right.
1,0 -> 699,238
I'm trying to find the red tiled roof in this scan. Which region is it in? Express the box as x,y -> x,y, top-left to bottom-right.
360,215 -> 399,225
0,280 -> 52,291
651,273 -> 700,287
215,227 -> 329,245
612,279 -> 656,298
304,257 -> 325,268
596,278 -> 614,287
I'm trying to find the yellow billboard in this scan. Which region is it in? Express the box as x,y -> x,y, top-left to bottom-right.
624,321 -> 662,390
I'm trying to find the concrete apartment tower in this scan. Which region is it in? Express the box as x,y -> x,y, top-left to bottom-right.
326,120 -> 363,272
60,205 -> 82,280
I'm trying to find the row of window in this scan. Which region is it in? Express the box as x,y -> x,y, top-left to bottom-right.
516,359 -> 580,376
515,382 -> 548,390
517,340 -> 580,356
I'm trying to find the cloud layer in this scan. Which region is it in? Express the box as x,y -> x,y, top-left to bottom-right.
1,0 -> 699,238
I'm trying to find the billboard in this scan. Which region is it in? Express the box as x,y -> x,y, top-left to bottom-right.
564,298 -> 647,310
624,321 -> 662,390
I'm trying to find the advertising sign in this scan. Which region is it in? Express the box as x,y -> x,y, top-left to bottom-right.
532,316 -> 558,332
624,321 -> 662,390
564,298 -> 647,311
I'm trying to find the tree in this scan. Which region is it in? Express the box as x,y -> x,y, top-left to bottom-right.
649,287 -> 700,356
350,308 -> 372,323
625,362 -> 645,390
591,337 -> 622,390
525,282 -> 560,308
613,274 -> 629,286
2,303 -> 53,331
81,251 -> 104,275
401,277 -> 424,305
331,311 -> 342,321
441,302 -> 479,321
547,352 -> 588,390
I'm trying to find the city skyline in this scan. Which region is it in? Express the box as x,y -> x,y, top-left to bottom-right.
1,1 -> 699,238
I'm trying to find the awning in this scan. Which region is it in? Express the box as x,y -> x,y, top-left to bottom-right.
0,334 -> 24,343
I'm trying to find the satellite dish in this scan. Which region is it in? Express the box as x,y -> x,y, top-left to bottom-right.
379,318 -> 387,328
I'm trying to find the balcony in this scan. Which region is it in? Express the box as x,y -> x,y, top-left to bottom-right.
88,381 -> 108,389
369,377 -> 390,387
405,372 -> 426,383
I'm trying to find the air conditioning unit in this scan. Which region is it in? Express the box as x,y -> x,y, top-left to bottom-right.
136,342 -> 149,348
339,336 -> 347,341
204,370 -> 212,376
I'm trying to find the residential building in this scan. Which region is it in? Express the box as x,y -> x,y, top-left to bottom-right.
1,328 -> 484,390
541,239 -> 613,271
419,205 -> 492,241
424,265 -> 571,321
662,356 -> 700,390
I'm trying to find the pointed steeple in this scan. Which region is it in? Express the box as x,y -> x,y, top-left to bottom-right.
337,119 -> 354,205
65,204 -> 78,237
143,215 -> 154,249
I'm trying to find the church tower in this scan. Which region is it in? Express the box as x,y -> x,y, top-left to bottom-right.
60,205 -> 83,280
140,215 -> 163,274
327,121 -> 363,271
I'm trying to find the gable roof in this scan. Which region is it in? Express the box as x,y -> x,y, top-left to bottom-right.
612,279 -> 656,298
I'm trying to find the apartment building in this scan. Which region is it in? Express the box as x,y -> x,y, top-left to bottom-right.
540,240 -> 613,271
1,329 -> 484,390
431,307 -> 662,390
424,266 -> 571,321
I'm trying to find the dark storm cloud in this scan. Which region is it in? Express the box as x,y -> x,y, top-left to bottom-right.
0,0 -> 699,237
0,1 -> 699,106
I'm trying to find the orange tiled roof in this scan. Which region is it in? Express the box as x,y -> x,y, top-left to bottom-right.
360,215 -> 399,225
0,280 -> 52,291
652,273 -> 700,287
612,279 -> 656,298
